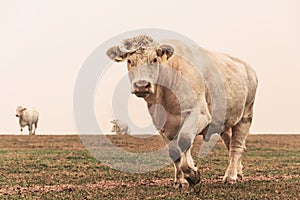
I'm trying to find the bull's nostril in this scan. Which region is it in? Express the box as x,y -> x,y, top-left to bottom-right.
145,82 -> 151,89
134,80 -> 151,89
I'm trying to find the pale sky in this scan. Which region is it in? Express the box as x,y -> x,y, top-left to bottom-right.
0,0 -> 299,134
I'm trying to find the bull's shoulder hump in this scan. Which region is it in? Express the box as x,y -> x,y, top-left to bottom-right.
206,51 -> 251,70
223,53 -> 258,85
30,110 -> 39,116
208,51 -> 258,89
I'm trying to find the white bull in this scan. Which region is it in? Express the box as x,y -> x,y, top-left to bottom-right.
107,35 -> 258,188
111,119 -> 130,135
15,106 -> 39,135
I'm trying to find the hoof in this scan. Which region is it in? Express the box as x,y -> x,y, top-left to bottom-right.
237,173 -> 243,181
174,180 -> 189,189
185,170 -> 201,186
222,176 -> 237,184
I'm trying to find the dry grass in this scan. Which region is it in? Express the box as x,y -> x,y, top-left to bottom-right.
0,134 -> 299,199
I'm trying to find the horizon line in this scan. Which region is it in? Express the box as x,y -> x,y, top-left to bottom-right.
1,132 -> 300,135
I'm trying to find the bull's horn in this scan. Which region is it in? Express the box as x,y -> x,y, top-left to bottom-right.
162,54 -> 168,62
115,56 -> 123,61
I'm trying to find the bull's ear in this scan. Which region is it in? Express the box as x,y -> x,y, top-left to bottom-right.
106,46 -> 126,62
156,45 -> 174,61
22,108 -> 27,111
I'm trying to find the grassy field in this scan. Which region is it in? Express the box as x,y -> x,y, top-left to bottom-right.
0,134 -> 299,199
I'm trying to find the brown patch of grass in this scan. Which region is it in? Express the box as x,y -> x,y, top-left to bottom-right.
0,134 -> 299,199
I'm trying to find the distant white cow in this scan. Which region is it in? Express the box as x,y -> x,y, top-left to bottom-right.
15,106 -> 39,135
111,119 -> 130,135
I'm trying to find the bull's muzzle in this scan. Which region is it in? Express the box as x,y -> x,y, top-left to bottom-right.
15,114 -> 19,117
132,80 -> 151,98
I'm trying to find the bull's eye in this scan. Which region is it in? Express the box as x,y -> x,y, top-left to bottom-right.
153,58 -> 158,63
127,59 -> 131,64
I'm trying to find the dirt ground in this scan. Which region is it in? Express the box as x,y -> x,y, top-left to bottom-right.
0,134 -> 299,199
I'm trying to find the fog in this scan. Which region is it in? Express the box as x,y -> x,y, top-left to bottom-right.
1,1 -> 299,134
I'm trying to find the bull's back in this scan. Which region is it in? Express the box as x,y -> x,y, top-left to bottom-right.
163,39 -> 257,129
24,110 -> 39,123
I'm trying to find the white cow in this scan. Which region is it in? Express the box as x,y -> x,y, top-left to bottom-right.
15,106 -> 39,135
111,119 -> 130,135
107,35 -> 258,188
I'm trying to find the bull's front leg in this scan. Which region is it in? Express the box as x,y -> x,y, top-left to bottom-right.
19,123 -> 24,135
181,148 -> 201,185
169,110 -> 211,189
168,140 -> 189,189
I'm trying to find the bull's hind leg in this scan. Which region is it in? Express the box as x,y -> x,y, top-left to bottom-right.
33,123 -> 38,135
221,128 -> 232,150
28,124 -> 33,135
223,116 -> 252,183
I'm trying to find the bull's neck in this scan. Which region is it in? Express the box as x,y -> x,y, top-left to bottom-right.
144,85 -> 180,115
144,86 -> 162,108
19,115 -> 26,126
19,115 -> 23,122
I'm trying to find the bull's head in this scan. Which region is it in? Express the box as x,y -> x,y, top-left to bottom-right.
110,120 -> 120,133
15,106 -> 26,117
106,35 -> 174,98
111,124 -> 118,133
